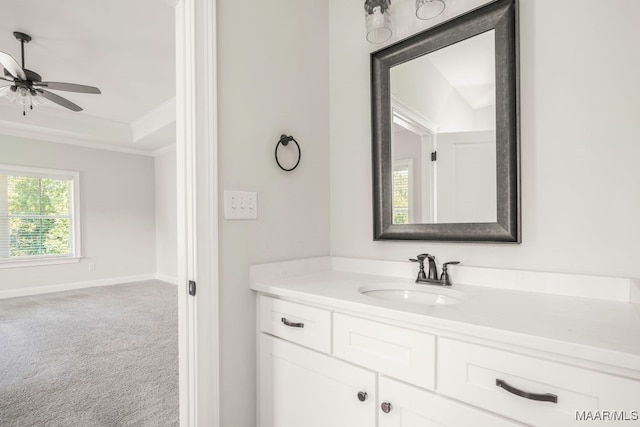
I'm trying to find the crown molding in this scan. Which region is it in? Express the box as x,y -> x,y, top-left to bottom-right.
0,119 -> 151,156
0,98 -> 176,156
152,143 -> 177,157
131,97 -> 176,143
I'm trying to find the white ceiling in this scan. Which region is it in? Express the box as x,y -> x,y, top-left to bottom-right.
0,0 -> 175,155
427,30 -> 496,110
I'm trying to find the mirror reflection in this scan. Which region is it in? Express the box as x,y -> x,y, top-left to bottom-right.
390,30 -> 496,224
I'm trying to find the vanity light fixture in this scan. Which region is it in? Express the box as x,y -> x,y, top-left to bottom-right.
365,0 -> 447,44
365,0 -> 392,44
416,0 -> 446,20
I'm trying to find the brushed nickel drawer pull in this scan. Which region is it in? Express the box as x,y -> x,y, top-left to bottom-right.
281,317 -> 304,328
496,379 -> 558,403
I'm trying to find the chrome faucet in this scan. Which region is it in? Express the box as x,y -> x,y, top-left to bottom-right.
410,254 -> 460,286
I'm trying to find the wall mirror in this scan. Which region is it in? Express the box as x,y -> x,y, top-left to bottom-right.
371,0 -> 519,242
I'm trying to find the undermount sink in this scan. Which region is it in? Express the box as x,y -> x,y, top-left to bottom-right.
359,283 -> 464,306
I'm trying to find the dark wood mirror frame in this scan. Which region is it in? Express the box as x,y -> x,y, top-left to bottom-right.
372,0 -> 520,243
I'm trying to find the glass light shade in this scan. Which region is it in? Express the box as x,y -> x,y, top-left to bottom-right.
0,86 -> 17,101
416,0 -> 446,20
365,0 -> 392,44
0,85 -> 48,108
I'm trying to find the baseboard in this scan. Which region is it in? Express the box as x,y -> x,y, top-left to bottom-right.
0,273 -> 157,300
156,273 -> 179,286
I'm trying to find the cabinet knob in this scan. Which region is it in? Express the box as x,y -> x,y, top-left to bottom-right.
357,391 -> 367,402
381,402 -> 392,413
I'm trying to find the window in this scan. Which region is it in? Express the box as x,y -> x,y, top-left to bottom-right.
0,165 -> 81,267
392,160 -> 412,224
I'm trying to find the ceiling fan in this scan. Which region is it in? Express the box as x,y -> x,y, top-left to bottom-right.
0,31 -> 101,115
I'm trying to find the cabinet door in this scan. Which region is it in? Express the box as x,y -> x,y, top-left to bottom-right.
259,334 -> 376,427
378,377 -> 523,427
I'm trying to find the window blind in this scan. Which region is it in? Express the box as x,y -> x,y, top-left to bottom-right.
0,169 -> 74,260
392,167 -> 409,224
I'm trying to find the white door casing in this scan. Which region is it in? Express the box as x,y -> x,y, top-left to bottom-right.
391,96 -> 438,223
174,0 -> 219,426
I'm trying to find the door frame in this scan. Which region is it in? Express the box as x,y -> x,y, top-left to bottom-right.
391,96 -> 438,223
174,0 -> 220,425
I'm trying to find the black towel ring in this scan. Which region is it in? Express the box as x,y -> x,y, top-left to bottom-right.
275,134 -> 301,172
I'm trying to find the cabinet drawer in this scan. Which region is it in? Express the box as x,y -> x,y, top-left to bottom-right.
260,296 -> 331,353
333,313 -> 436,390
437,338 -> 640,427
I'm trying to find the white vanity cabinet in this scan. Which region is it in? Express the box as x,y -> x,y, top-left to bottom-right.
257,293 -> 640,427
252,258 -> 640,427
257,296 -> 522,427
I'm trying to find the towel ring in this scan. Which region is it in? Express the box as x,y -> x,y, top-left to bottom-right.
275,134 -> 301,172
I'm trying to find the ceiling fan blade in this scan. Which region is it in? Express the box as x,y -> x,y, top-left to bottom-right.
0,51 -> 27,80
36,89 -> 83,112
34,81 -> 101,94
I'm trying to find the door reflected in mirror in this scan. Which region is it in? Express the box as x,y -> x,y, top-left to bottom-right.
390,30 -> 497,225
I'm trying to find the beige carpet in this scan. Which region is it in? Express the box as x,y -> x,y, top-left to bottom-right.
0,280 -> 178,427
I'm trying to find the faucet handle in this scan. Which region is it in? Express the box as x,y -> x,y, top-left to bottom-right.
409,253 -> 430,263
410,254 -> 431,282
440,261 -> 460,286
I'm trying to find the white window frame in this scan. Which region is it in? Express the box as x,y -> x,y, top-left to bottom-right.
0,164 -> 81,268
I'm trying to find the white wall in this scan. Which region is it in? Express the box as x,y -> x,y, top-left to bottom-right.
0,135 -> 156,294
154,149 -> 177,283
330,0 -> 640,279
217,0 -> 330,425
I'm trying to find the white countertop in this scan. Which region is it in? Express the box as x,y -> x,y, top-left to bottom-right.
250,258 -> 640,376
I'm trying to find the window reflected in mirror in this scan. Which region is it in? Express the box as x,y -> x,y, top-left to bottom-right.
392,160 -> 411,224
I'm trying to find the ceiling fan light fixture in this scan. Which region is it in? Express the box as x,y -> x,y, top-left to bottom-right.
0,31 -> 100,115
0,85 -> 20,103
0,85 -> 49,112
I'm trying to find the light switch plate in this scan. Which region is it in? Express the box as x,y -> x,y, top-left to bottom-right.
224,190 -> 258,220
